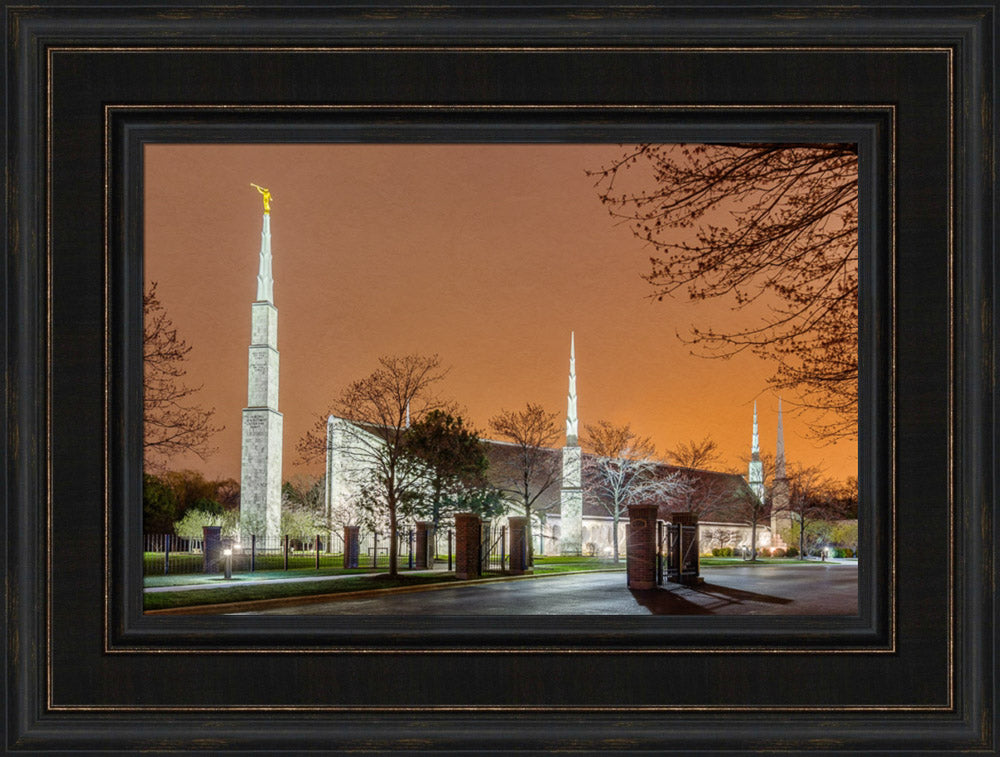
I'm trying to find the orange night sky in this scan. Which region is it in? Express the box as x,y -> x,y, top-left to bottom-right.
144,144 -> 858,484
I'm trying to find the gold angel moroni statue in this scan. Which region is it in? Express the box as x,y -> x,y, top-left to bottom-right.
250,182 -> 273,214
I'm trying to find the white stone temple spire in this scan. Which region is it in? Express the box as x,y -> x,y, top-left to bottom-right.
775,397 -> 786,479
240,191 -> 283,541
560,331 -> 583,556
256,213 -> 274,303
770,397 -> 791,547
566,331 -> 578,446
748,401 -> 765,504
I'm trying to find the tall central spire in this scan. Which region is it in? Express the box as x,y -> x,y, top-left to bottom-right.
566,331 -> 578,446
748,401 -> 764,503
559,331 -> 583,555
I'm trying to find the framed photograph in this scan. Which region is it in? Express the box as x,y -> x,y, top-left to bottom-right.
5,2 -> 995,754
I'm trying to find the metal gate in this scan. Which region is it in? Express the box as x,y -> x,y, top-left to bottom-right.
480,523 -> 507,575
660,522 -> 699,584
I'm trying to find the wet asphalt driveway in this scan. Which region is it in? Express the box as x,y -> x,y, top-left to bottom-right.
235,563 -> 858,616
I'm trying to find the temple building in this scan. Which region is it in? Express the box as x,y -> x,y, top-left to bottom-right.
321,330 -> 786,557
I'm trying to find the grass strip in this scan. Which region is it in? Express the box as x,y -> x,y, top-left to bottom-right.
144,574 -> 457,611
144,567 -> 379,588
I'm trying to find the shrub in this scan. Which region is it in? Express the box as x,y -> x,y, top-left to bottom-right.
843,548 -> 855,558
174,508 -> 224,541
757,547 -> 771,558
712,548 -> 722,557
721,547 -> 733,557
772,548 -> 786,558
785,546 -> 799,557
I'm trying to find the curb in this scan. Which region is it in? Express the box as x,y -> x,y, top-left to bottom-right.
144,568 -> 627,615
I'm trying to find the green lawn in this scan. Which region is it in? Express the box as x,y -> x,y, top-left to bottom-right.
531,556 -> 625,573
144,573 -> 459,611
144,566 -> 382,588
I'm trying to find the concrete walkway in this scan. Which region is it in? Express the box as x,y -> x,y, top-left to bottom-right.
232,563 -> 858,616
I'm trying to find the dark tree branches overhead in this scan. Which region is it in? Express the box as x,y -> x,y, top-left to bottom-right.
144,282 -> 222,470
590,144 -> 858,439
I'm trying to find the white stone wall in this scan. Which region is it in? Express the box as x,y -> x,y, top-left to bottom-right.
324,417 -> 375,530
548,514 -> 776,557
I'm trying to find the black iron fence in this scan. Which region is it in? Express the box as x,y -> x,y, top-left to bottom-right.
143,526 -> 457,576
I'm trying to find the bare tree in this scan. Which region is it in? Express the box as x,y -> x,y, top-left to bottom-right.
667,471 -> 732,520
774,464 -> 844,559
590,144 -> 858,439
665,436 -> 722,469
143,282 -> 222,470
732,481 -> 770,562
324,354 -> 448,576
488,403 -> 562,562
583,420 -> 684,563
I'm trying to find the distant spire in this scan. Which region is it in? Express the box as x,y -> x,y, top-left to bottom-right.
405,399 -> 411,429
748,401 -> 764,502
775,397 -> 786,479
566,332 -> 578,446
256,212 -> 274,303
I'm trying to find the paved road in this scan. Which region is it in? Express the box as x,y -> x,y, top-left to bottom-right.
236,564 -> 858,616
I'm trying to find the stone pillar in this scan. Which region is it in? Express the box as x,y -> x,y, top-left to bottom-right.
343,525 -> 360,568
625,503 -> 658,590
453,513 -> 482,580
507,516 -> 530,575
672,511 -> 702,585
202,525 -> 222,574
415,521 -> 434,569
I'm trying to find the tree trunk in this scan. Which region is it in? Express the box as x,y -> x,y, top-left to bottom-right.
611,510 -> 620,563
525,502 -> 534,566
388,496 -> 398,577
523,475 -> 534,566
750,521 -> 758,561
799,514 -> 805,559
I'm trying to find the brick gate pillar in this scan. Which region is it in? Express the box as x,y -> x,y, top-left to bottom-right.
202,526 -> 222,574
625,503 -> 659,589
507,516 -> 530,575
343,525 -> 360,568
453,513 -> 482,580
415,521 -> 434,569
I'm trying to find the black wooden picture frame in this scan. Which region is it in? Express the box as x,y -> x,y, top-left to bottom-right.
4,2 -> 996,754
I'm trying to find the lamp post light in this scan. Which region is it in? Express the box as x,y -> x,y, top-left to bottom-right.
223,548 -> 233,579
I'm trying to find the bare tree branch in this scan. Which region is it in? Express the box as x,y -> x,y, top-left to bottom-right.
590,143 -> 858,440
143,282 -> 222,471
